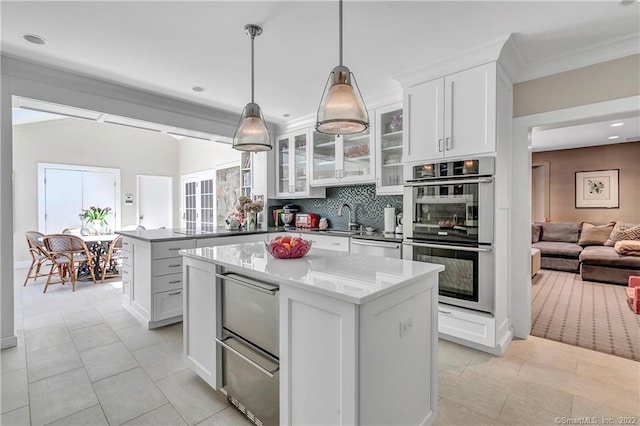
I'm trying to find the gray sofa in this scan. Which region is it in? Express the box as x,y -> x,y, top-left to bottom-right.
532,221 -> 640,285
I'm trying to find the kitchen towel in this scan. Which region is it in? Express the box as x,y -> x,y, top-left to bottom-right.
384,205 -> 396,233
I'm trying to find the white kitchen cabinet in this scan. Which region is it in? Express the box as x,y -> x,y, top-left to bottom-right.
438,304 -> 496,347
375,102 -> 404,194
404,62 -> 497,163
275,130 -> 325,199
121,237 -> 132,304
305,233 -> 349,252
310,122 -> 376,187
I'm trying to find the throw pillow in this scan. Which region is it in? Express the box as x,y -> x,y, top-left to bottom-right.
578,222 -> 616,246
614,240 -> 640,256
532,224 -> 541,243
618,225 -> 640,241
604,221 -> 630,246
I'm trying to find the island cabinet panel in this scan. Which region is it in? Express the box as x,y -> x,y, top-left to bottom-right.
359,279 -> 439,425
121,238 -> 133,304
183,257 -> 219,389
131,240 -> 151,319
280,285 -> 358,426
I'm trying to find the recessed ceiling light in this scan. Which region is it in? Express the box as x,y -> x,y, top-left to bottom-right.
22,33 -> 47,45
611,122 -> 624,127
608,136 -> 619,140
283,113 -> 291,118
192,86 -> 204,92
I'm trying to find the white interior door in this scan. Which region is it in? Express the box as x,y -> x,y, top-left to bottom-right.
137,175 -> 173,229
44,169 -> 83,233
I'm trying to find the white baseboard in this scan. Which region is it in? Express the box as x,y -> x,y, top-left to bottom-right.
1,335 -> 18,349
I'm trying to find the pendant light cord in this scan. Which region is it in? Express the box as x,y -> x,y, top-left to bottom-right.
339,0 -> 343,66
251,32 -> 255,103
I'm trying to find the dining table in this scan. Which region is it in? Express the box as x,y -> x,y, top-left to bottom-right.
78,234 -> 119,280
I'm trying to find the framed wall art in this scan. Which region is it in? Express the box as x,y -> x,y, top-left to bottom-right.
575,169 -> 619,209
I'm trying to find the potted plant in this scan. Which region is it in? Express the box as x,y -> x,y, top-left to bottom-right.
79,206 -> 112,234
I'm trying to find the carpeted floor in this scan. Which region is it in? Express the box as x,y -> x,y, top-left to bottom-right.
531,269 -> 640,361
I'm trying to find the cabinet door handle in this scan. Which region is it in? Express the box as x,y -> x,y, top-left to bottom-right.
335,170 -> 339,179
376,177 -> 381,187
438,138 -> 443,152
168,248 -> 182,251
168,264 -> 181,268
168,291 -> 182,296
446,137 -> 452,150
168,280 -> 181,284
439,309 -> 452,315
331,242 -> 341,246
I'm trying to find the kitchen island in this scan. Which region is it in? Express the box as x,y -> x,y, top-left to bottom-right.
116,228 -> 268,329
180,242 -> 443,426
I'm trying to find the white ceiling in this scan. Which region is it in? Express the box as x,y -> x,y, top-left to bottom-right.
2,1 -> 639,125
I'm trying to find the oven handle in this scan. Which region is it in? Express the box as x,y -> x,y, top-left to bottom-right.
215,336 -> 279,378
404,241 -> 492,253
404,177 -> 493,187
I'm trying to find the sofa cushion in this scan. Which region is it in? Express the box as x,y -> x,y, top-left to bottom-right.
532,224 -> 541,243
532,241 -> 583,258
579,246 -> 640,268
618,225 -> 640,241
604,222 -> 637,246
539,222 -> 581,243
578,222 -> 615,246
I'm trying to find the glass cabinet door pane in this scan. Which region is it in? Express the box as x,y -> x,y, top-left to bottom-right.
293,133 -> 307,192
278,137 -> 289,193
379,108 -> 404,186
342,128 -> 371,178
313,132 -> 336,181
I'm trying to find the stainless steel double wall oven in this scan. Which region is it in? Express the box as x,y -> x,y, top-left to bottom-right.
403,157 -> 495,314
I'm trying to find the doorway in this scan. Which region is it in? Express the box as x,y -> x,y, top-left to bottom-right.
531,162 -> 549,222
137,175 -> 173,229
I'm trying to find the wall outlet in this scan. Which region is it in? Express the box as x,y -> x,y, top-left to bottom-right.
399,317 -> 414,338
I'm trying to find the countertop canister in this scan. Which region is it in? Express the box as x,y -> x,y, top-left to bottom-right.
384,205 -> 396,233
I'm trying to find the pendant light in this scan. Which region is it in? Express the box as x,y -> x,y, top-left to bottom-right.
233,24 -> 272,152
316,0 -> 369,135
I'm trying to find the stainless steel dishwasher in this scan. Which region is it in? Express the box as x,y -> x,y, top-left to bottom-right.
216,273 -> 279,426
350,238 -> 402,259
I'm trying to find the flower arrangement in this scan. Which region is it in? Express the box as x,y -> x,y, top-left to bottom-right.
79,206 -> 112,226
236,196 -> 264,214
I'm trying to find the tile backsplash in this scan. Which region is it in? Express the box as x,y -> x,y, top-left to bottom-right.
268,184 -> 403,231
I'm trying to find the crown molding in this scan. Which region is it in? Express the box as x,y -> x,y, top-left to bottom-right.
515,32 -> 640,83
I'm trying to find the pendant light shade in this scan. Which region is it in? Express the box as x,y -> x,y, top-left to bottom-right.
316,0 -> 369,135
233,24 -> 272,152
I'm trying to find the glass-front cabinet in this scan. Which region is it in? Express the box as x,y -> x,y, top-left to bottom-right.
310,121 -> 375,186
276,130 -> 326,198
375,103 -> 404,195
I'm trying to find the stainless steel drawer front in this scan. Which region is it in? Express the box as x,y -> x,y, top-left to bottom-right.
221,273 -> 279,357
219,333 -> 279,426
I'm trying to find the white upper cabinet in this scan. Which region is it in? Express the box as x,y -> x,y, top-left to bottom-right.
275,130 -> 325,199
310,121 -> 375,187
375,103 -> 404,195
404,62 -> 497,163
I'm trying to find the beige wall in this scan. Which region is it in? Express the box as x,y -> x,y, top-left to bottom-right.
514,54 -> 640,117
532,142 -> 640,223
12,118 -> 180,262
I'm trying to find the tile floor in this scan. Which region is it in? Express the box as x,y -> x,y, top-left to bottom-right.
2,268 -> 639,425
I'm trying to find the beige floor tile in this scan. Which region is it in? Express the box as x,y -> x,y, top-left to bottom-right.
22,309 -> 66,331
0,368 -> 28,414
101,309 -> 138,330
29,368 -> 99,426
26,341 -> 82,383
571,395 -> 639,419
55,300 -> 95,316
123,403 -> 187,425
434,396 -> 508,426
498,394 -> 568,425
93,367 -> 167,425
62,309 -> 105,331
47,404 -> 108,426
79,341 -> 138,382
576,359 -> 640,394
132,341 -> 189,382
156,369 -> 229,425
0,344 -> 27,374
24,326 -> 72,353
196,406 -> 252,426
504,338 -> 579,374
438,370 -> 508,419
21,296 -> 59,316
70,323 -> 120,352
116,324 -> 164,351
0,405 -> 30,426
93,299 -> 125,316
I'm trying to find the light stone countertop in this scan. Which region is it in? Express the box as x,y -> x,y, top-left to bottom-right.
116,228 -> 267,242
180,242 -> 443,305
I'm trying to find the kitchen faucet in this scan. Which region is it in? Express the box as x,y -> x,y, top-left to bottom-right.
338,204 -> 361,231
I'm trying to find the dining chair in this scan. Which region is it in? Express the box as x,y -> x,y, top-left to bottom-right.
42,234 -> 97,292
100,235 -> 123,282
23,231 -> 51,286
